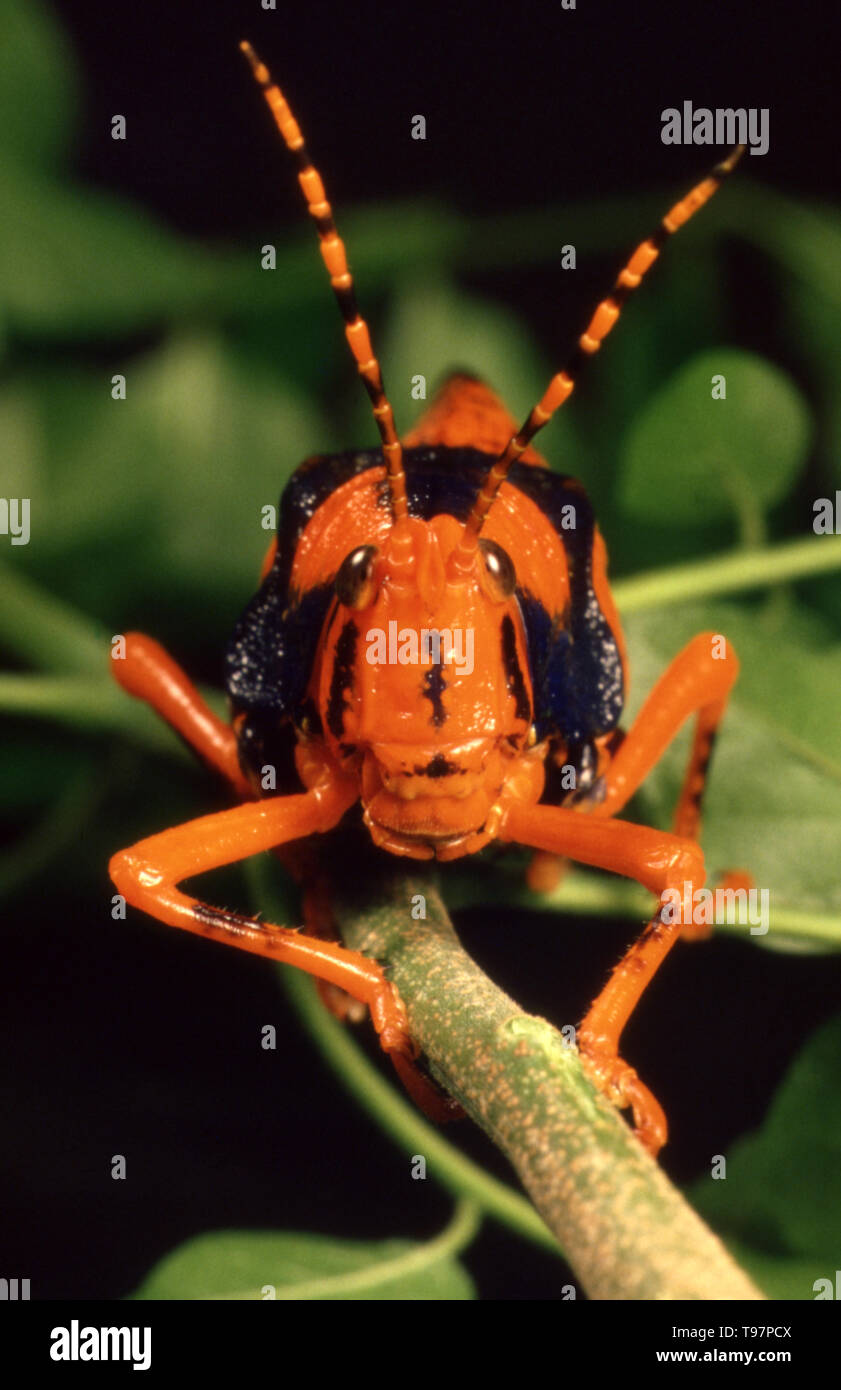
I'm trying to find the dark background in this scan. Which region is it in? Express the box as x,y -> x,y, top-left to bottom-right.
52,0 -> 839,227
3,0 -> 840,1301
47,0 -> 840,387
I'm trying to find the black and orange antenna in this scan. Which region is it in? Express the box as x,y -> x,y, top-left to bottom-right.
240,41 -> 409,524
448,143 -> 746,575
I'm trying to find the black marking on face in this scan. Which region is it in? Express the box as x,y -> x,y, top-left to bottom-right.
501,615 -> 531,723
326,620 -> 358,739
423,665 -> 447,728
415,754 -> 460,778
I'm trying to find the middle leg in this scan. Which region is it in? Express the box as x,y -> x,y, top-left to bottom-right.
502,803 -> 704,1151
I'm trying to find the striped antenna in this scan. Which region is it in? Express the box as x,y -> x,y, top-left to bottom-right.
240,41 -> 408,523
449,144 -> 746,574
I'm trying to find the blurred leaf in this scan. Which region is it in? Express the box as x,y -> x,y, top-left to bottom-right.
129,335 -> 329,601
624,601 -> 841,927
689,1015 -> 841,1299
0,171 -> 625,343
787,282 -> 841,493
131,1228 -> 476,1300
618,350 -> 812,529
730,183 -> 841,315
0,0 -> 79,172
0,335 -> 327,614
379,277 -> 586,474
0,167 -> 226,337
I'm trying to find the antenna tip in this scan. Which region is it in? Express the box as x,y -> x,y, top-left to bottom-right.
239,40 -> 270,87
720,144 -> 746,175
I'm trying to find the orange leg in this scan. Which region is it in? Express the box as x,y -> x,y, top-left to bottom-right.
526,851 -> 570,894
111,634 -> 458,1122
112,632 -> 252,799
503,632 -> 741,1153
501,805 -> 703,1152
528,633 -> 739,898
595,631 -> 739,826
109,780 -> 420,1065
599,630 -> 749,941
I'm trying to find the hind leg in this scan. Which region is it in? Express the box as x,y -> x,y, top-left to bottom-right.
505,633 -> 743,1152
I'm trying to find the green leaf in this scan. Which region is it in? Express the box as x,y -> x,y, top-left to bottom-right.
689,1015 -> 841,1299
0,335 -> 326,612
0,0 -> 80,172
0,167 -> 224,337
124,335 -> 328,600
618,350 -> 812,530
379,277 -> 585,473
623,600 -> 841,933
131,1228 -> 476,1300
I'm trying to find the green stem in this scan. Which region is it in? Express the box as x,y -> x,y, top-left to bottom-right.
613,534 -> 841,612
0,673 -> 225,757
0,563 -> 107,675
286,966 -> 558,1251
0,673 -> 189,757
248,860 -> 558,1254
253,858 -> 762,1299
447,862 -> 841,950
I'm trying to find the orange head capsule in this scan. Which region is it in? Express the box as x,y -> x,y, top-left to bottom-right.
311,513 -> 541,859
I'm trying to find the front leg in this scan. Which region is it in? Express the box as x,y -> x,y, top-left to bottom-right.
109,780 -> 414,1063
501,804 -> 704,1152
111,631 -> 251,798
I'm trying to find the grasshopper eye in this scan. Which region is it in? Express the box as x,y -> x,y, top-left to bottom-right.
335,544 -> 379,609
479,538 -> 516,602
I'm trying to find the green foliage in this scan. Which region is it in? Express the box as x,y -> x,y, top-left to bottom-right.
132,1226 -> 476,1300
689,1016 -> 841,1299
623,601 -> 841,926
0,0 -> 79,173
619,350 -> 812,531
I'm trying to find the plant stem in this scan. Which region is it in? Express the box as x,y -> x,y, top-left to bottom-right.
446,862 -> 841,950
0,564 -> 107,675
277,953 -> 560,1253
613,534 -> 841,612
260,852 -> 763,1300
